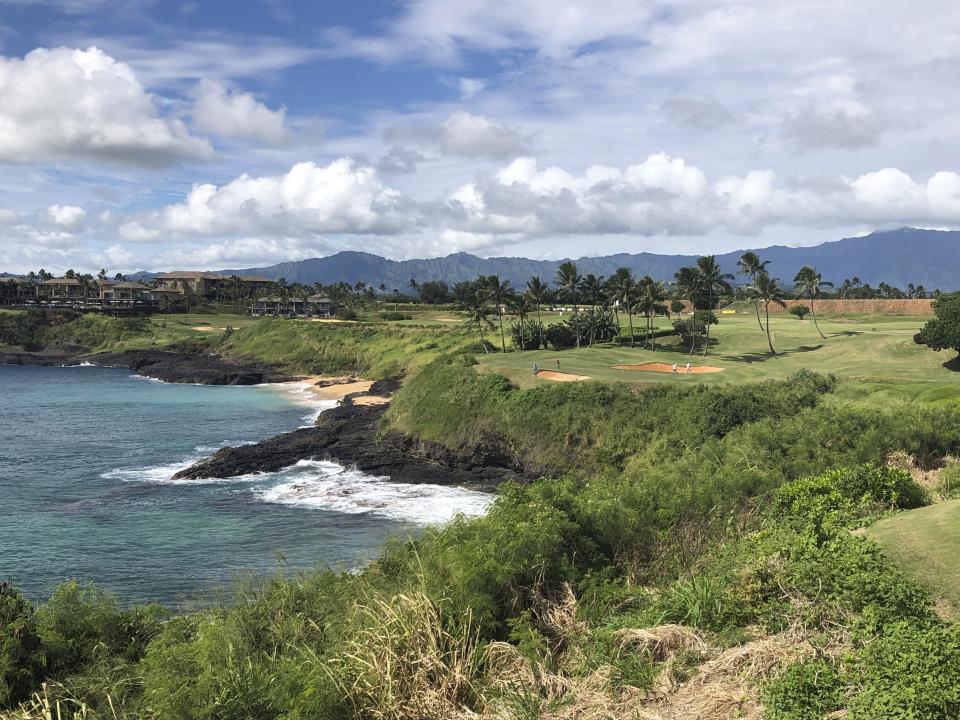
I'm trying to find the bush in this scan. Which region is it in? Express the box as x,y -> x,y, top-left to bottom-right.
655,575 -> 738,630
511,320 -> 545,350
545,323 -> 577,349
380,311 -> 412,321
849,621 -> 960,719
0,582 -> 43,707
789,305 -> 811,319
340,308 -> 359,321
763,658 -> 844,719
35,581 -> 166,677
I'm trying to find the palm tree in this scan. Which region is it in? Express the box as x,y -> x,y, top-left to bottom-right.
481,275 -> 511,352
555,261 -> 583,346
463,293 -> 493,353
793,266 -> 833,340
748,272 -> 788,354
737,251 -> 770,330
555,261 -> 582,311
696,255 -> 734,357
525,276 -> 549,350
510,294 -> 534,349
636,277 -> 669,349
674,266 -> 703,355
605,268 -> 635,343
581,273 -> 604,308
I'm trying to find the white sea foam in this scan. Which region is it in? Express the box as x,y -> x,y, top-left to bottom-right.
255,460 -> 493,525
257,380 -> 338,426
102,441 -> 259,485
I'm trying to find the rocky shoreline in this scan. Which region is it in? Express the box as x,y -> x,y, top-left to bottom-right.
173,378 -> 518,491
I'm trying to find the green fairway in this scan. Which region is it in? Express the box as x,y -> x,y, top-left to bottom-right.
864,500 -> 960,614
473,311 -> 960,403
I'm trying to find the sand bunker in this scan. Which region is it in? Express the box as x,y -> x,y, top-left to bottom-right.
612,362 -> 724,374
191,326 -> 217,332
536,370 -> 591,382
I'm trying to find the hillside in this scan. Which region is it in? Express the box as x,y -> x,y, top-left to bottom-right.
206,228 -> 960,290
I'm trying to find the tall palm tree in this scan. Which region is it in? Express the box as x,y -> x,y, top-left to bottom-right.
748,272 -> 788,354
555,261 -> 582,310
481,275 -> 511,352
737,251 -> 770,330
696,255 -> 734,357
510,294 -> 534,350
581,273 -> 604,308
793,266 -> 833,339
605,268 -> 634,343
674,266 -> 703,355
463,293 -> 493,353
525,276 -> 549,350
636,277 -> 669,349
555,261 -> 583,346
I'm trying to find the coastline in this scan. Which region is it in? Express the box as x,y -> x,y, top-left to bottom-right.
2,350 -> 514,491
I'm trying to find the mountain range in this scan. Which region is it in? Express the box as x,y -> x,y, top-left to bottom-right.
129,228 -> 960,290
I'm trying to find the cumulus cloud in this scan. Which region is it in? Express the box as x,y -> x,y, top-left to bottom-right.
119,158 -> 413,241
441,154 -> 960,237
191,79 -> 287,143
0,46 -> 211,165
47,204 -> 87,227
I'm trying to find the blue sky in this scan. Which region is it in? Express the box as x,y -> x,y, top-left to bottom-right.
1,0 -> 959,273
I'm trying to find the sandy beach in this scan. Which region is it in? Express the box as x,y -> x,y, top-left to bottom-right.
293,375 -> 393,404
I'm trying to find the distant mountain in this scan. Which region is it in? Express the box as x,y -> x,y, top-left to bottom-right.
214,229 -> 960,291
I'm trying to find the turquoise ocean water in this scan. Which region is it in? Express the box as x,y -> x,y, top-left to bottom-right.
0,365 -> 489,605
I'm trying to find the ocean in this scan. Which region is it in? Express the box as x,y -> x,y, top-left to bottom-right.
0,364 -> 490,606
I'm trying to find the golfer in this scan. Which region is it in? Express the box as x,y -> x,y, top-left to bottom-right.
672,362 -> 678,374
533,363 -> 539,376
686,362 -> 692,374
556,359 -> 561,372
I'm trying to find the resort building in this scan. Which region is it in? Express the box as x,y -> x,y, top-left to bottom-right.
0,276 -> 36,305
248,295 -> 338,318
154,272 -> 274,300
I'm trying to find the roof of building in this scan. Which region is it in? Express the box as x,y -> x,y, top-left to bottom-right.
112,281 -> 151,289
0,275 -> 27,283
307,295 -> 334,303
42,278 -> 82,285
148,286 -> 182,294
155,271 -> 224,280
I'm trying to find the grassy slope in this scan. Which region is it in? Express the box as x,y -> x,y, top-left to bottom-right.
864,500 -> 960,613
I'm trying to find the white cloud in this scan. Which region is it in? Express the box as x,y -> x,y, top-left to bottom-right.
191,79 -> 287,143
442,155 -> 960,237
781,74 -> 881,150
0,208 -> 17,224
47,204 -> 86,227
0,46 -> 211,165
122,158 -> 412,240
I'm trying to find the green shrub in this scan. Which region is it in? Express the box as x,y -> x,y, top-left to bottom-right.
0,582 -> 43,707
655,575 -> 738,630
379,311 -> 412,321
544,322 -> 576,349
789,305 -> 811,319
849,621 -> 960,719
763,658 -> 843,719
36,581 -> 166,677
938,462 -> 960,499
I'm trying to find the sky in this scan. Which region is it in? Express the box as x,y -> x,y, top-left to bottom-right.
1,0 -> 959,274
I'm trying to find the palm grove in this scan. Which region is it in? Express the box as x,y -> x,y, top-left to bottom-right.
450,254 -> 846,356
